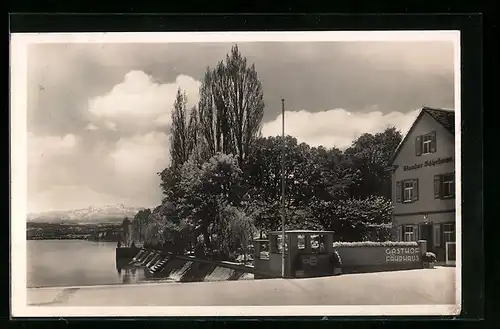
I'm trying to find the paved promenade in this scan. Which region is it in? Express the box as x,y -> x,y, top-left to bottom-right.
27,267 -> 456,306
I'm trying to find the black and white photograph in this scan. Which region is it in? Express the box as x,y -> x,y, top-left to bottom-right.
11,31 -> 461,317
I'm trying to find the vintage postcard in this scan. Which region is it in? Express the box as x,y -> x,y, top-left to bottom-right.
10,31 -> 461,317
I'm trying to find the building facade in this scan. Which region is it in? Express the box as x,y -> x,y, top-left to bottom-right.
388,107 -> 456,264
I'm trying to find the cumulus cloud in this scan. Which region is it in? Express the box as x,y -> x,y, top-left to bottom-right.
155,113 -> 172,126
110,131 -> 170,183
28,133 -> 79,164
26,42 -> 454,212
27,133 -> 81,208
104,121 -> 117,131
28,130 -> 171,212
262,109 -> 420,149
88,71 -> 201,130
28,186 -> 134,213
84,123 -> 98,131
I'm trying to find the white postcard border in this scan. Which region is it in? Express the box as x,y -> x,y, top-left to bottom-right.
10,31 -> 462,317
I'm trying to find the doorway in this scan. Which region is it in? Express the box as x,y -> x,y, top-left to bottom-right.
419,224 -> 433,252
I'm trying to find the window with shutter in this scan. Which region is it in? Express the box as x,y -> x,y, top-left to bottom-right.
422,133 -> 433,154
435,173 -> 455,199
395,181 -> 401,203
415,135 -> 422,156
414,224 -> 419,241
397,226 -> 403,241
442,173 -> 455,199
434,175 -> 441,199
433,224 -> 441,247
430,131 -> 437,153
402,179 -> 418,203
411,179 -> 419,202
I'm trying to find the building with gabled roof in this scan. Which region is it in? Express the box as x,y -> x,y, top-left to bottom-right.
387,107 -> 456,265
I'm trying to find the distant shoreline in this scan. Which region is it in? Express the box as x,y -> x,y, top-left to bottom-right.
27,222 -> 121,241
27,237 -> 118,241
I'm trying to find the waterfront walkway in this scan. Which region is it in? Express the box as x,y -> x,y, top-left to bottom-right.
27,267 -> 455,306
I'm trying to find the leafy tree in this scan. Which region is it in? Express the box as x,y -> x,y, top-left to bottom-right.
197,45 -> 265,166
217,204 -> 256,261
343,127 -> 403,199
131,209 -> 152,245
308,196 -> 393,241
173,153 -> 246,254
243,136 -> 346,231
159,166 -> 182,202
157,45 -> 266,254
152,48 -> 404,257
347,127 -> 402,167
244,136 -> 296,231
170,89 -> 198,168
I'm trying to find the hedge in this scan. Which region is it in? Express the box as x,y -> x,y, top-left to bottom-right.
333,241 -> 419,248
258,241 -> 418,252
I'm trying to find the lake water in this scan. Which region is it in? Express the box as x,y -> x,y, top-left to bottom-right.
27,240 -> 171,288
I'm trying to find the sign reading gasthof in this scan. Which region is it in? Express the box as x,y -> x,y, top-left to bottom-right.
385,247 -> 420,263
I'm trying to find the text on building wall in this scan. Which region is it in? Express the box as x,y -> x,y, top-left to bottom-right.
403,156 -> 453,172
385,247 -> 420,263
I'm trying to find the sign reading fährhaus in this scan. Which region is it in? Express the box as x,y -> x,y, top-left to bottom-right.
385,247 -> 420,263
403,156 -> 453,172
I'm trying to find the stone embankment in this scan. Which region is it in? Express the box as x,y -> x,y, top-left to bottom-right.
125,249 -> 264,282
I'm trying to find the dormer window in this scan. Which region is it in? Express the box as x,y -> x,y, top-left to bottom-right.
415,131 -> 436,156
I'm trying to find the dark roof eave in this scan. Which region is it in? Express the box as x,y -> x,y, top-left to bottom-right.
388,107 -> 455,166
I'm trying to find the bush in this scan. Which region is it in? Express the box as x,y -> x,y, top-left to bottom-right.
333,241 -> 419,248
422,252 -> 437,263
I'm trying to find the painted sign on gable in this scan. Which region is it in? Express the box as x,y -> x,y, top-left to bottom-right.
403,156 -> 453,172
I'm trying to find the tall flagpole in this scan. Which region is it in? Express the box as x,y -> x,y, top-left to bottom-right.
281,98 -> 286,278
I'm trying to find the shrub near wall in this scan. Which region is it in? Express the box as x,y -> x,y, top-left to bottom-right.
333,241 -> 419,248
333,241 -> 422,273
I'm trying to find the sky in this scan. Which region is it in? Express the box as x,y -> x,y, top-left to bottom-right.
26,40 -> 455,213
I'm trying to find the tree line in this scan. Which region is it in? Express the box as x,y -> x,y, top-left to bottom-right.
129,45 -> 403,260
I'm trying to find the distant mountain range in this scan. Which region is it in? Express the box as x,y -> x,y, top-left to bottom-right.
27,204 -> 146,224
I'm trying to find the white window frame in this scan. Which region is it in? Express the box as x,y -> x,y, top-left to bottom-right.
422,134 -> 433,154
403,181 -> 413,203
443,223 -> 455,243
442,174 -> 455,198
403,226 -> 415,242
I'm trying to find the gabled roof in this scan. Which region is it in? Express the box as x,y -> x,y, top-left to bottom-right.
388,107 -> 455,166
425,107 -> 455,134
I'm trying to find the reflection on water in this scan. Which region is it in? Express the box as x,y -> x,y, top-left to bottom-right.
27,240 -> 172,288
116,262 -> 141,284
115,259 -> 172,285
